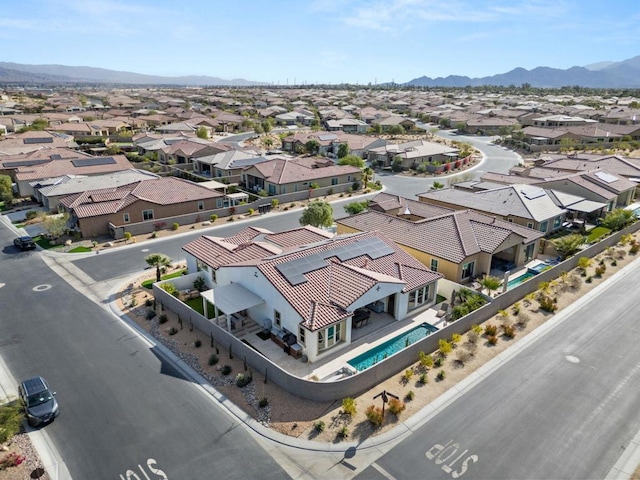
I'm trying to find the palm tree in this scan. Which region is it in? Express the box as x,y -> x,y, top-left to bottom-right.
145,253 -> 172,283
362,167 -> 374,188
480,275 -> 502,297
431,181 -> 445,190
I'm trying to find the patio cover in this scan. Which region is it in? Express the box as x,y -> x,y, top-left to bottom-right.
566,199 -> 606,213
201,283 -> 264,315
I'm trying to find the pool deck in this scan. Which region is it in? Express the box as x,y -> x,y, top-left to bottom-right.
236,305 -> 445,381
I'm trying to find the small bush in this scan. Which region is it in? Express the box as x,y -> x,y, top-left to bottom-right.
145,298 -> 153,307
168,326 -> 178,335
25,210 -> 39,220
484,324 -> 498,336
538,294 -> 557,313
434,356 -> 444,367
194,339 -> 202,348
586,276 -> 593,283
498,309 -> 508,318
419,351 -> 434,368
145,310 -> 156,320
457,350 -> 472,365
208,354 -> 219,366
468,330 -> 479,344
630,244 -> 639,255
438,339 -> 453,356
502,325 -> 516,338
259,397 -> 269,408
512,302 -> 521,315
450,333 -> 462,346
151,231 -> 157,239
221,365 -> 232,375
342,397 -> 357,417
516,312 -> 530,328
471,324 -> 483,334
365,405 -> 384,427
595,265 -> 606,277
248,208 -> 255,215
402,369 -> 414,383
611,260 -> 617,266
210,214 -> 218,222
419,373 -> 428,384
488,335 -> 498,345
228,216 -> 235,221
338,426 -> 349,439
437,370 -> 446,381
388,398 -> 406,416
314,420 -> 326,432
236,373 -> 252,387
406,390 -> 415,401
172,222 -> 179,231
158,314 -> 168,324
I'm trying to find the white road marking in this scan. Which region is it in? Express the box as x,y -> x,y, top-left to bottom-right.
32,284 -> 52,292
371,462 -> 396,480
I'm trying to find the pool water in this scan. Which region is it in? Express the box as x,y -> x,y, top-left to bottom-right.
506,271 -> 536,289
347,322 -> 439,372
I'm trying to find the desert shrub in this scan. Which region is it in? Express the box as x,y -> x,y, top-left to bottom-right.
484,324 -> 498,336
516,312 -> 530,328
451,333 -> 462,346
194,339 -> 202,348
537,281 -> 551,292
314,420 -> 326,432
248,208 -> 254,215
208,354 -> 219,366
160,282 -> 179,297
464,342 -> 478,355
468,330 -> 479,344
438,339 -> 453,356
498,309 -> 508,318
402,369 -> 414,383
158,313 -> 168,324
502,325 -> 516,338
342,397 -> 357,417
145,310 -> 156,320
25,210 -> 39,220
210,214 -> 218,222
437,370 -> 446,381
471,324 -> 483,334
338,426 -> 349,439
538,294 -> 557,313
221,365 -> 232,375
457,350 -> 472,365
419,373 -> 428,384
365,405 -> 384,427
388,398 -> 406,416
586,276 -> 593,283
630,243 -> 639,255
488,335 -> 498,345
512,302 -> 521,315
419,351 -> 434,368
567,273 -> 582,289
259,397 -> 269,408
145,298 -> 153,307
434,356 -> 444,367
172,223 -> 179,231
236,373 -> 252,387
168,326 -> 178,335
595,265 -> 606,277
406,390 -> 415,401
611,260 -> 617,266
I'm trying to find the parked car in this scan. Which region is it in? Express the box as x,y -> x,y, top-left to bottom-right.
14,236 -> 36,251
18,376 -> 59,426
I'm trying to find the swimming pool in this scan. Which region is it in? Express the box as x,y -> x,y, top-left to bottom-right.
506,271 -> 536,289
347,322 -> 439,372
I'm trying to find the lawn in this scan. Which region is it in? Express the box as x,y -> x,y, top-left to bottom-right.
68,245 -> 93,253
33,236 -> 64,250
586,226 -> 611,243
142,270 -> 186,289
185,296 -> 216,319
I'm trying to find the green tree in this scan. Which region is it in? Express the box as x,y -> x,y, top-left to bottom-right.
299,200 -> 333,228
362,167 -> 374,187
105,144 -> 122,155
261,120 -> 272,134
601,208 -> 636,231
0,174 -> 13,205
480,275 -> 502,297
305,139 -> 320,154
338,155 -> 365,168
552,234 -> 585,259
42,212 -> 70,238
196,126 -> 208,139
145,253 -> 172,283
337,143 -> 350,159
344,200 -> 369,215
262,137 -> 273,149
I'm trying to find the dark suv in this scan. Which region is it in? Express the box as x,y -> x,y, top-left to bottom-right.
14,236 -> 37,251
18,376 -> 60,426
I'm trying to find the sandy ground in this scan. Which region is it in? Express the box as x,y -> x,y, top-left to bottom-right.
114,234 -> 640,445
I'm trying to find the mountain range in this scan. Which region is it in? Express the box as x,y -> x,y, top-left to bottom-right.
1,56 -> 640,88
404,55 -> 640,88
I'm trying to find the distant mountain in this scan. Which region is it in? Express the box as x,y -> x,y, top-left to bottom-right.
0,62 -> 266,86
405,55 -> 640,88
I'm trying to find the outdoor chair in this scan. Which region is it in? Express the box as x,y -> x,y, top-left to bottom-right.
436,302 -> 449,318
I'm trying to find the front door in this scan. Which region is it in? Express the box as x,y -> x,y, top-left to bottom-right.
387,294 -> 395,316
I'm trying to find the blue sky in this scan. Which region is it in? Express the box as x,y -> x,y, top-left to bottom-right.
3,0 -> 639,84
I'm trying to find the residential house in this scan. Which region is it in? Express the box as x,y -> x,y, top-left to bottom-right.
417,184 -> 567,235
183,228 -> 443,363
241,156 -> 362,195
59,176 -> 225,238
367,140 -> 459,169
337,193 -> 544,283
274,110 -> 316,127
193,149 -> 267,180
0,130 -> 75,156
281,131 -> 387,158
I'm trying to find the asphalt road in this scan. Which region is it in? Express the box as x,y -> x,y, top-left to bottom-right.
356,259 -> 640,479
0,227 -> 287,479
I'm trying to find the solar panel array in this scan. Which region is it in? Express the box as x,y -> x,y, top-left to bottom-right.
276,237 -> 394,286
71,157 -> 117,167
520,186 -> 546,200
2,159 -> 50,168
23,137 -> 54,144
594,171 -> 618,183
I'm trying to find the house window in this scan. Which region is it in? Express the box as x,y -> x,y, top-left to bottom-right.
196,259 -> 209,272
198,201 -> 204,211
553,216 -> 562,229
539,220 -> 549,233
408,285 -> 430,310
123,212 -> 130,223
298,326 -> 306,346
216,199 -> 223,208
318,322 -> 342,351
142,209 -> 154,221
211,269 -> 217,283
527,222 -> 534,229
525,243 -> 535,262
430,259 -> 438,272
461,261 -> 475,280
274,310 -> 281,328
331,178 -> 338,185
508,218 -> 513,223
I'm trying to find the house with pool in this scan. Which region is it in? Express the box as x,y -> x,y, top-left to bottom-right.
182,226 -> 443,363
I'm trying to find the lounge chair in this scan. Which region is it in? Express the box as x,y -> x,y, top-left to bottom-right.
436,302 -> 449,318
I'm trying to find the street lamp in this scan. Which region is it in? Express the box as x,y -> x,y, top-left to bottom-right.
373,389 -> 399,419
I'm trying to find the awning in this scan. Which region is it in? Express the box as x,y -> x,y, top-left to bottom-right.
566,199 -> 606,213
200,283 -> 264,315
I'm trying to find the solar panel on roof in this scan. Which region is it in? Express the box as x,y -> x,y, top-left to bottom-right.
72,157 -> 117,167
50,154 -> 62,160
594,171 -> 618,183
23,137 -> 53,144
317,134 -> 338,141
2,159 -> 50,168
520,186 -> 546,200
